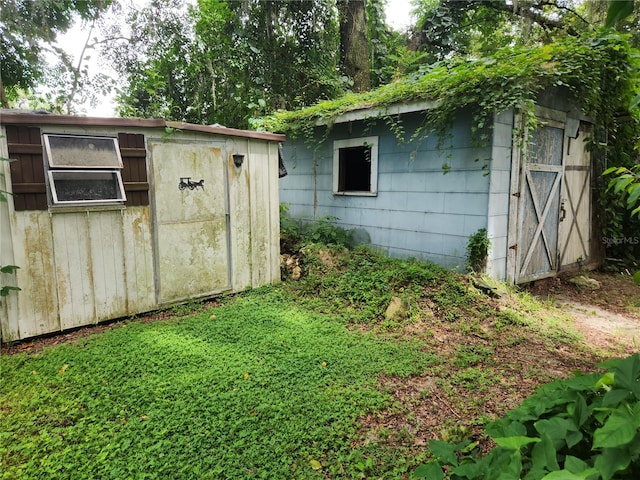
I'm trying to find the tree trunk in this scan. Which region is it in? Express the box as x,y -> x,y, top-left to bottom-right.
339,0 -> 370,92
0,75 -> 9,108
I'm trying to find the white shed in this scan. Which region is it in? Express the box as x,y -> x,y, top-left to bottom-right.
0,112 -> 284,341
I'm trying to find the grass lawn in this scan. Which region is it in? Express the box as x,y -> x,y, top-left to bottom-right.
1,246 -> 624,479
1,288 -> 436,479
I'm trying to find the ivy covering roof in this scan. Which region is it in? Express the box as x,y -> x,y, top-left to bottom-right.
261,33 -> 637,139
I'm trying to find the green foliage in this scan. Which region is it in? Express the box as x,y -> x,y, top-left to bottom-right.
0,288 -> 432,479
604,165 -> 640,218
288,245 -> 482,324
109,0 -> 347,129
415,354 -> 640,480
605,0 -> 636,28
263,33 -> 637,151
600,163 -> 640,269
0,0 -> 111,105
280,204 -> 355,253
466,228 -> 490,274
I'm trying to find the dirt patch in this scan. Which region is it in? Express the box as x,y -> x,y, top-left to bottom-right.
525,271 -> 640,354
355,271 -> 639,453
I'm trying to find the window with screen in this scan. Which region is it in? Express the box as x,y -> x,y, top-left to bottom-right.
43,134 -> 126,206
333,136 -> 378,196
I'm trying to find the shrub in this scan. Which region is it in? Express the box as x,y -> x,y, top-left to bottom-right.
466,228 -> 490,274
414,353 -> 640,480
279,203 -> 355,253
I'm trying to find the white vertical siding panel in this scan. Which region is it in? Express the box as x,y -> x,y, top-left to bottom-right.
122,207 -> 155,313
227,142 -> 252,291
249,142 -> 270,287
7,212 -> 60,339
52,213 -> 96,329
88,210 -> 126,320
0,127 -> 19,340
487,109 -> 514,282
267,142 -> 281,284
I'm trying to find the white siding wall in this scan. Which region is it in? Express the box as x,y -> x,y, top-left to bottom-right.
1,126 -> 280,341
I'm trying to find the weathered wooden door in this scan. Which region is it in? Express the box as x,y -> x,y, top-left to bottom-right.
558,122 -> 591,268
515,122 -> 564,283
150,141 -> 231,303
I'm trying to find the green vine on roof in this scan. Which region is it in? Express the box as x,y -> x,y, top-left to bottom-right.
260,32 -> 638,150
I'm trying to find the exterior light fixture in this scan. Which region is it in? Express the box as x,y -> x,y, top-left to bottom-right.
232,153 -> 245,168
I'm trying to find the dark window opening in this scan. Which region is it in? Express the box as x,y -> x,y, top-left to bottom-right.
49,171 -> 125,204
43,134 -> 126,206
338,145 -> 371,192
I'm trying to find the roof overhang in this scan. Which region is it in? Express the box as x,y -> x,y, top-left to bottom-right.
0,111 -> 286,142
315,100 -> 440,126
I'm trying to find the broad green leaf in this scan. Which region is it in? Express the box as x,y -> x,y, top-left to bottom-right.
535,418 -> 574,446
565,429 -> 583,449
593,447 -> 632,480
634,270 -> 640,286
568,393 -> 589,428
593,404 -> 639,448
611,353 -> 640,399
531,434 -> 560,472
605,0 -> 635,28
541,471 -> 581,480
428,439 -> 458,466
564,455 -> 589,473
494,436 -> 541,450
602,388 -> 630,407
309,459 -> 321,470
613,175 -> 634,194
487,449 -> 523,480
412,461 -> 444,480
595,372 -> 615,389
541,468 -> 598,480
627,183 -> 640,207
486,419 -> 527,437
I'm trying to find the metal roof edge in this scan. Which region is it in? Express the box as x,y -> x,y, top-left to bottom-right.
0,111 -> 285,142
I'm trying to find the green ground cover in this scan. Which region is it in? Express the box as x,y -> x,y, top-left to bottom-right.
3,245 -> 635,479
0,288 -> 436,479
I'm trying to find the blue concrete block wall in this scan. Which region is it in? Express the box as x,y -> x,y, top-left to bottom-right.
279,109 -> 495,268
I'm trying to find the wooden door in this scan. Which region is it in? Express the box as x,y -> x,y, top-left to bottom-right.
515,122 -> 564,283
558,122 -> 591,268
150,141 -> 231,303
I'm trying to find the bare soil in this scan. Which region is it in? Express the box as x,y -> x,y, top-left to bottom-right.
356,270 -> 640,452
526,271 -> 640,352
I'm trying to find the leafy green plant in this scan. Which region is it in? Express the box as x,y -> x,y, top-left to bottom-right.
465,228 -> 490,273
604,165 -> 640,218
290,246 -> 449,323
280,204 -> 355,252
303,215 -> 354,247
415,353 -> 640,479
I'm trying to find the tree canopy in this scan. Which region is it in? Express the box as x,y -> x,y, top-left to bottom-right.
0,0 -> 111,107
